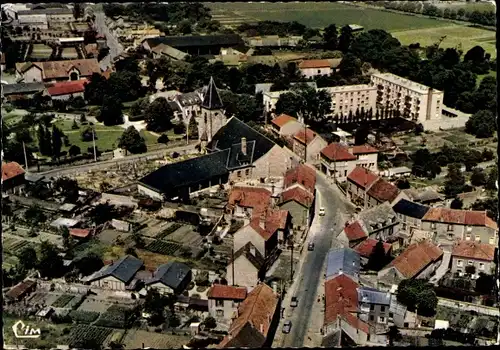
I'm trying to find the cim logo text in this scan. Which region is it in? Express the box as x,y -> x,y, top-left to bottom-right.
12,320 -> 41,339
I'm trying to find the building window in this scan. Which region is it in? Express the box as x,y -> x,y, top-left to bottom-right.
216,310 -> 224,317
369,315 -> 374,321
380,306 -> 385,312
370,304 -> 374,311
457,260 -> 463,267
489,237 -> 495,245
479,263 -> 485,270
431,222 -> 436,229
245,169 -> 250,176
475,235 -> 481,242
389,312 -> 394,318
447,224 -> 453,232
317,69 -> 321,74
468,260 -> 473,266
216,299 -> 224,307
378,316 -> 386,323
466,234 -> 471,241
448,233 -> 454,240
237,171 -> 241,177
402,223 -> 407,230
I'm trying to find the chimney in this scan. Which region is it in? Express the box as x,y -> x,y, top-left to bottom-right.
249,245 -> 256,256
260,323 -> 264,334
259,214 -> 266,229
241,137 -> 247,155
348,146 -> 354,154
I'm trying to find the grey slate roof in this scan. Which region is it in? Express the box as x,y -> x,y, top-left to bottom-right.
208,117 -> 275,162
139,149 -> 230,194
18,8 -> 72,15
2,82 -> 46,95
88,255 -> 143,284
325,248 -> 360,281
146,261 -> 191,290
392,199 -> 430,219
232,242 -> 265,270
358,203 -> 398,232
201,77 -> 224,110
177,92 -> 201,107
358,286 -> 391,305
254,81 -> 317,95
226,140 -> 256,170
168,101 -> 182,113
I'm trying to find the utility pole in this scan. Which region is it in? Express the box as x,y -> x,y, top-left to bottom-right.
231,248 -> 235,286
290,236 -> 294,282
92,127 -> 97,162
22,141 -> 29,171
303,123 -> 308,163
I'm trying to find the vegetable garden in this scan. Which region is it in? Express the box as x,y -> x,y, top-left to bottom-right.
145,240 -> 181,255
93,305 -> 135,329
156,223 -> 182,240
52,294 -> 75,308
68,324 -> 113,347
69,310 -> 100,324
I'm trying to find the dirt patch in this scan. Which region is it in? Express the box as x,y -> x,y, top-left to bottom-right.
122,329 -> 191,349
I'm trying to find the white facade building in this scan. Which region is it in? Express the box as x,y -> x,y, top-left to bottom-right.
320,84 -> 377,117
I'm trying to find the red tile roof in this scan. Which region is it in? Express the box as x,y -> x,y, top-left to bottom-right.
6,279 -> 36,300
228,186 -> 272,214
367,178 -> 400,203
208,284 -> 248,300
284,164 -> 316,193
219,283 -> 278,348
299,59 -> 331,69
294,128 -> 317,145
271,114 -> 298,128
354,238 -> 392,258
249,221 -> 276,241
347,166 -> 379,190
69,228 -> 91,238
342,311 -> 370,334
352,145 -> 379,154
281,186 -> 315,208
321,143 -> 357,162
423,208 -> 498,229
47,79 -> 87,96
17,59 -> 100,80
324,274 -> 358,325
452,241 -> 495,262
2,162 -> 25,181
343,221 -> 367,242
265,209 -> 289,231
388,241 -> 443,279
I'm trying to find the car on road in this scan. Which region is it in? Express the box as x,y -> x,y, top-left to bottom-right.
319,207 -> 325,216
290,296 -> 298,307
308,242 -> 315,251
282,320 -> 292,334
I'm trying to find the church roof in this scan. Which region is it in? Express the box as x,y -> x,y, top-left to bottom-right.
201,77 -> 224,110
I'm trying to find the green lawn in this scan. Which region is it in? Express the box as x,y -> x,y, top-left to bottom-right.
477,70 -> 496,86
206,2 -> 451,31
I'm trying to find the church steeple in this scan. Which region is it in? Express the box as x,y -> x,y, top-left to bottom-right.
201,76 -> 224,110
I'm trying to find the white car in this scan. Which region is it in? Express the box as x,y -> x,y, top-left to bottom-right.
319,207 -> 325,216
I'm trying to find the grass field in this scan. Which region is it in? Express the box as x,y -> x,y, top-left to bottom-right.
206,2 -> 451,31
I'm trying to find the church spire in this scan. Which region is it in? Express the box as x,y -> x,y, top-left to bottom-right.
201,76 -> 224,110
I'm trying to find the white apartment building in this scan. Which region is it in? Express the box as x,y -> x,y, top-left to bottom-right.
370,73 -> 444,124
263,90 -> 284,113
319,84 -> 377,117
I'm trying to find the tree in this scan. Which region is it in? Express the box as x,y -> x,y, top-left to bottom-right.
99,96 -> 124,126
475,273 -> 495,295
444,163 -> 466,198
81,127 -> 96,142
51,125 -> 63,160
125,247 -> 138,257
354,124 -> 370,145
17,246 -> 38,271
338,53 -> 362,78
396,279 -> 437,316
485,167 -> 497,191
464,149 -> 482,171
84,73 -> 108,105
465,265 -> 476,275
471,197 -> 498,220
157,134 -> 169,144
74,253 -> 103,277
25,204 -> 47,226
470,168 -> 487,187
323,24 -> 338,50
178,20 -> 192,35
465,110 -> 496,138
450,197 -> 463,209
388,326 -> 402,346
118,126 -> 147,154
275,84 -> 331,125
367,240 -> 388,271
73,3 -> 83,20
38,241 -> 64,278
68,145 -> 81,157
54,177 -> 79,202
338,25 -> 353,53
411,148 -> 441,179
203,316 -> 217,329
61,226 -> 73,250
131,232 -> 145,249
219,91 -> 260,123
89,203 -> 116,225
144,288 -> 168,326
145,97 -> 173,132
130,98 -> 149,117
187,116 -> 199,139
395,179 -> 410,190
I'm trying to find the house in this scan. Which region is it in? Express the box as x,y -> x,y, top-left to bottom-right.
338,221 -> 368,248
46,79 -> 87,100
2,162 -> 26,195
320,143 -> 379,182
84,255 -> 144,291
346,166 -> 406,208
5,279 -> 37,303
218,283 -> 279,348
293,128 -> 328,163
450,240 -> 495,278
331,128 -> 354,145
227,186 -> 272,219
298,59 -> 332,79
357,287 -> 392,330
283,163 -> 316,194
226,242 -> 266,290
354,238 -> 392,266
404,188 -> 444,205
16,59 -> 101,83
1,82 -> 47,101
150,43 -> 189,61
325,248 -> 361,282
377,241 -> 443,287
322,274 -> 371,347
392,199 -> 430,241
145,262 -> 192,294
278,186 -> 315,229
69,228 -> 92,239
207,284 -> 247,328
421,207 -> 498,246
270,114 -> 303,137
143,34 -> 245,56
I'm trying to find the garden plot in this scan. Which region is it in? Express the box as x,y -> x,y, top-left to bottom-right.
30,43 -> 52,60
166,224 -> 198,243
77,298 -> 116,313
122,329 -> 191,349
68,325 -> 114,348
98,229 -> 131,245
136,218 -> 173,238
51,294 -> 76,308
27,292 -> 65,307
145,240 -> 182,255
61,47 -> 79,59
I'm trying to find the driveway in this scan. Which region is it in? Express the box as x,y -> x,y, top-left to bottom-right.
277,172 -> 355,347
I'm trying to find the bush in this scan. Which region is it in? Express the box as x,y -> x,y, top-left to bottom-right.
158,134 -> 169,144
173,124 -> 186,134
128,114 -> 145,122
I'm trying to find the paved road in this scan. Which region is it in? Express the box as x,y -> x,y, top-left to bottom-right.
93,11 -> 123,70
281,173 -> 354,347
37,143 -> 196,177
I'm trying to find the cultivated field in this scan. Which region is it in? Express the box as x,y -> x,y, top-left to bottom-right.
122,329 -> 190,349
391,25 -> 496,58
30,43 -> 52,60
206,2 -> 451,31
